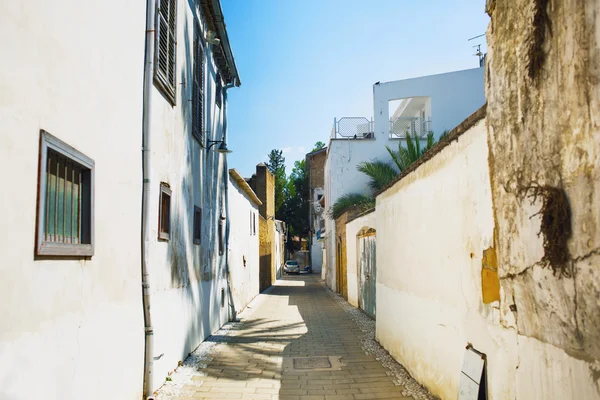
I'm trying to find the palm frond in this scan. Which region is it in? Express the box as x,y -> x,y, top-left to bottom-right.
357,160 -> 398,191
328,193 -> 375,220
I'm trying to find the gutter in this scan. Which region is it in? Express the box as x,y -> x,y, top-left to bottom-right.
141,0 -> 156,398
203,0 -> 241,86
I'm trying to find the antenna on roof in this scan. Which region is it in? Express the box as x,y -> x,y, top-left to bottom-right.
468,33 -> 486,67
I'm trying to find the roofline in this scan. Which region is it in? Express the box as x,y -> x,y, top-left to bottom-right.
306,147 -> 327,157
373,66 -> 483,88
229,169 -> 262,206
201,0 -> 241,86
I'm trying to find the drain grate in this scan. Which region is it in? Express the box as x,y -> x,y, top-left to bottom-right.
282,356 -> 345,373
293,357 -> 332,370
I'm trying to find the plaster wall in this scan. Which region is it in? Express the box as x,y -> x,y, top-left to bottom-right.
376,118 -> 600,399
345,211 -> 376,308
0,1 -> 145,399
144,0 -> 231,391
373,67 -> 485,140
227,177 -> 260,314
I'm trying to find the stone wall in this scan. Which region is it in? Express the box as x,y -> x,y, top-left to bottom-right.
486,0 -> 600,387
250,164 -> 277,290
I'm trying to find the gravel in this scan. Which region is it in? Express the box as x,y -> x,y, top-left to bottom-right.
325,287 -> 436,400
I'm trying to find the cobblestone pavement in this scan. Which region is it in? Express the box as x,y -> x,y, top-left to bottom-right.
155,274 -> 433,400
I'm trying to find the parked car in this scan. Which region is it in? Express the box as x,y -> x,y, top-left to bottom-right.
283,260 -> 300,274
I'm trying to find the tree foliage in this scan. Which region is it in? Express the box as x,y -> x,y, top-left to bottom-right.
328,193 -> 375,220
266,149 -> 287,219
312,141 -> 326,151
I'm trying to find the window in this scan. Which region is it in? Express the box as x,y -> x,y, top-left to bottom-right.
36,130 -> 94,256
154,0 -> 177,105
193,206 -> 202,245
159,184 -> 171,241
253,212 -> 256,235
215,73 -> 222,108
192,23 -> 204,143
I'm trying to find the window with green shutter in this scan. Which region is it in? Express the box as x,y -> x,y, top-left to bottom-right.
36,131 -> 94,257
154,0 -> 177,105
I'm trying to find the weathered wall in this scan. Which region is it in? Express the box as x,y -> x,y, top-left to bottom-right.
345,211 -> 376,308
145,0 -> 231,391
376,110 -> 600,399
227,175 -> 260,314
376,119 -> 505,399
307,149 -> 326,273
486,0 -> 600,398
334,209 -> 361,298
251,164 -> 276,291
0,1 -> 145,399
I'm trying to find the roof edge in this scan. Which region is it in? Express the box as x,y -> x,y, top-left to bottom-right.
229,169 -> 262,206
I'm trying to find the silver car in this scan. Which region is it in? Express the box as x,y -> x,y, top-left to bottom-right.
284,260 -> 300,274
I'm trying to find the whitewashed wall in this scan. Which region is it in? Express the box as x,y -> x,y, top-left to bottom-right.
373,68 -> 485,140
345,211 -> 376,308
145,0 -> 231,392
227,176 -> 260,314
375,118 -> 600,400
0,1 -> 146,399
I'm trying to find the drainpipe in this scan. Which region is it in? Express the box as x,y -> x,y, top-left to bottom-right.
141,0 -> 156,398
223,81 -> 237,322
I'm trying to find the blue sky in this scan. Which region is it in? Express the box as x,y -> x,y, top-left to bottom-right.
221,0 -> 489,177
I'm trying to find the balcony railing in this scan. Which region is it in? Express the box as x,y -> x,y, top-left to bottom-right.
389,116 -> 432,138
331,117 -> 374,139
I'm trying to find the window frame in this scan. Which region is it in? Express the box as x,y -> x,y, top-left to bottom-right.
154,0 -> 178,106
36,130 -> 95,257
159,183 -> 172,241
193,206 -> 202,245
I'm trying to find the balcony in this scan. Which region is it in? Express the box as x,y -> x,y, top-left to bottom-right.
389,116 -> 432,139
331,117 -> 374,139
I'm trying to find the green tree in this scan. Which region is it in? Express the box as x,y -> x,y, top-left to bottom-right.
312,141 -> 326,152
265,149 -> 287,219
385,132 -> 435,173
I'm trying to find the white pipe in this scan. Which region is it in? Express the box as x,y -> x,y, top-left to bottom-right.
141,0 -> 156,398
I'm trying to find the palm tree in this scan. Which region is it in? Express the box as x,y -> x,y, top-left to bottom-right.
386,131 -> 435,172
356,160 -> 398,191
328,193 -> 375,220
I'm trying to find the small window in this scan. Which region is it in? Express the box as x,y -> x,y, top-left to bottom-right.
36,130 -> 94,256
159,184 -> 171,241
193,206 -> 202,245
253,212 -> 256,235
215,73 -> 222,108
218,215 -> 224,255
154,0 -> 178,105
192,23 -> 204,143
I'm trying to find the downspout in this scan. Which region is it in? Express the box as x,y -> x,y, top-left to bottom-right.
223,81 -> 237,322
141,0 -> 156,398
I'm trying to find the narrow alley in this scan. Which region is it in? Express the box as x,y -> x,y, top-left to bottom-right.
156,275 -> 432,400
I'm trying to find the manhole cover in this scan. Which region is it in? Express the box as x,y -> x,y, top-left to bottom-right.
293,357 -> 332,370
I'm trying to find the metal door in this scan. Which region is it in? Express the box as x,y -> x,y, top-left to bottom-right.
358,230 -> 376,318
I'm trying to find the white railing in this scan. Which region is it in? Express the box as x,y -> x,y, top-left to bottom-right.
389,116 -> 432,138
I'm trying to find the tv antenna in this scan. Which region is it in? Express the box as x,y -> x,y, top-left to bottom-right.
468,33 -> 486,67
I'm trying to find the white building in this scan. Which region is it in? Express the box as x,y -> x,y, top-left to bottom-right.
0,0 -> 241,399
323,67 -> 485,291
0,1 -> 146,399
227,170 -> 261,317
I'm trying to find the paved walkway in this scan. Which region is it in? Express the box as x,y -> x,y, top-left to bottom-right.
156,275 -> 428,400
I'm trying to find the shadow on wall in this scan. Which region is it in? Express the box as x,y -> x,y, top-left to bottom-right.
157,14 -> 228,387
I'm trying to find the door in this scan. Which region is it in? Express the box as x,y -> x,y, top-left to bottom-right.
358,229 -> 376,318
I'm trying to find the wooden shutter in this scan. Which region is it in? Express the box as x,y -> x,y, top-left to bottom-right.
155,0 -> 177,104
192,24 -> 204,142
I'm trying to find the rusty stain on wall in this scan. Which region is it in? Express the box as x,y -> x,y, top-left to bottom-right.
481,244 -> 500,303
